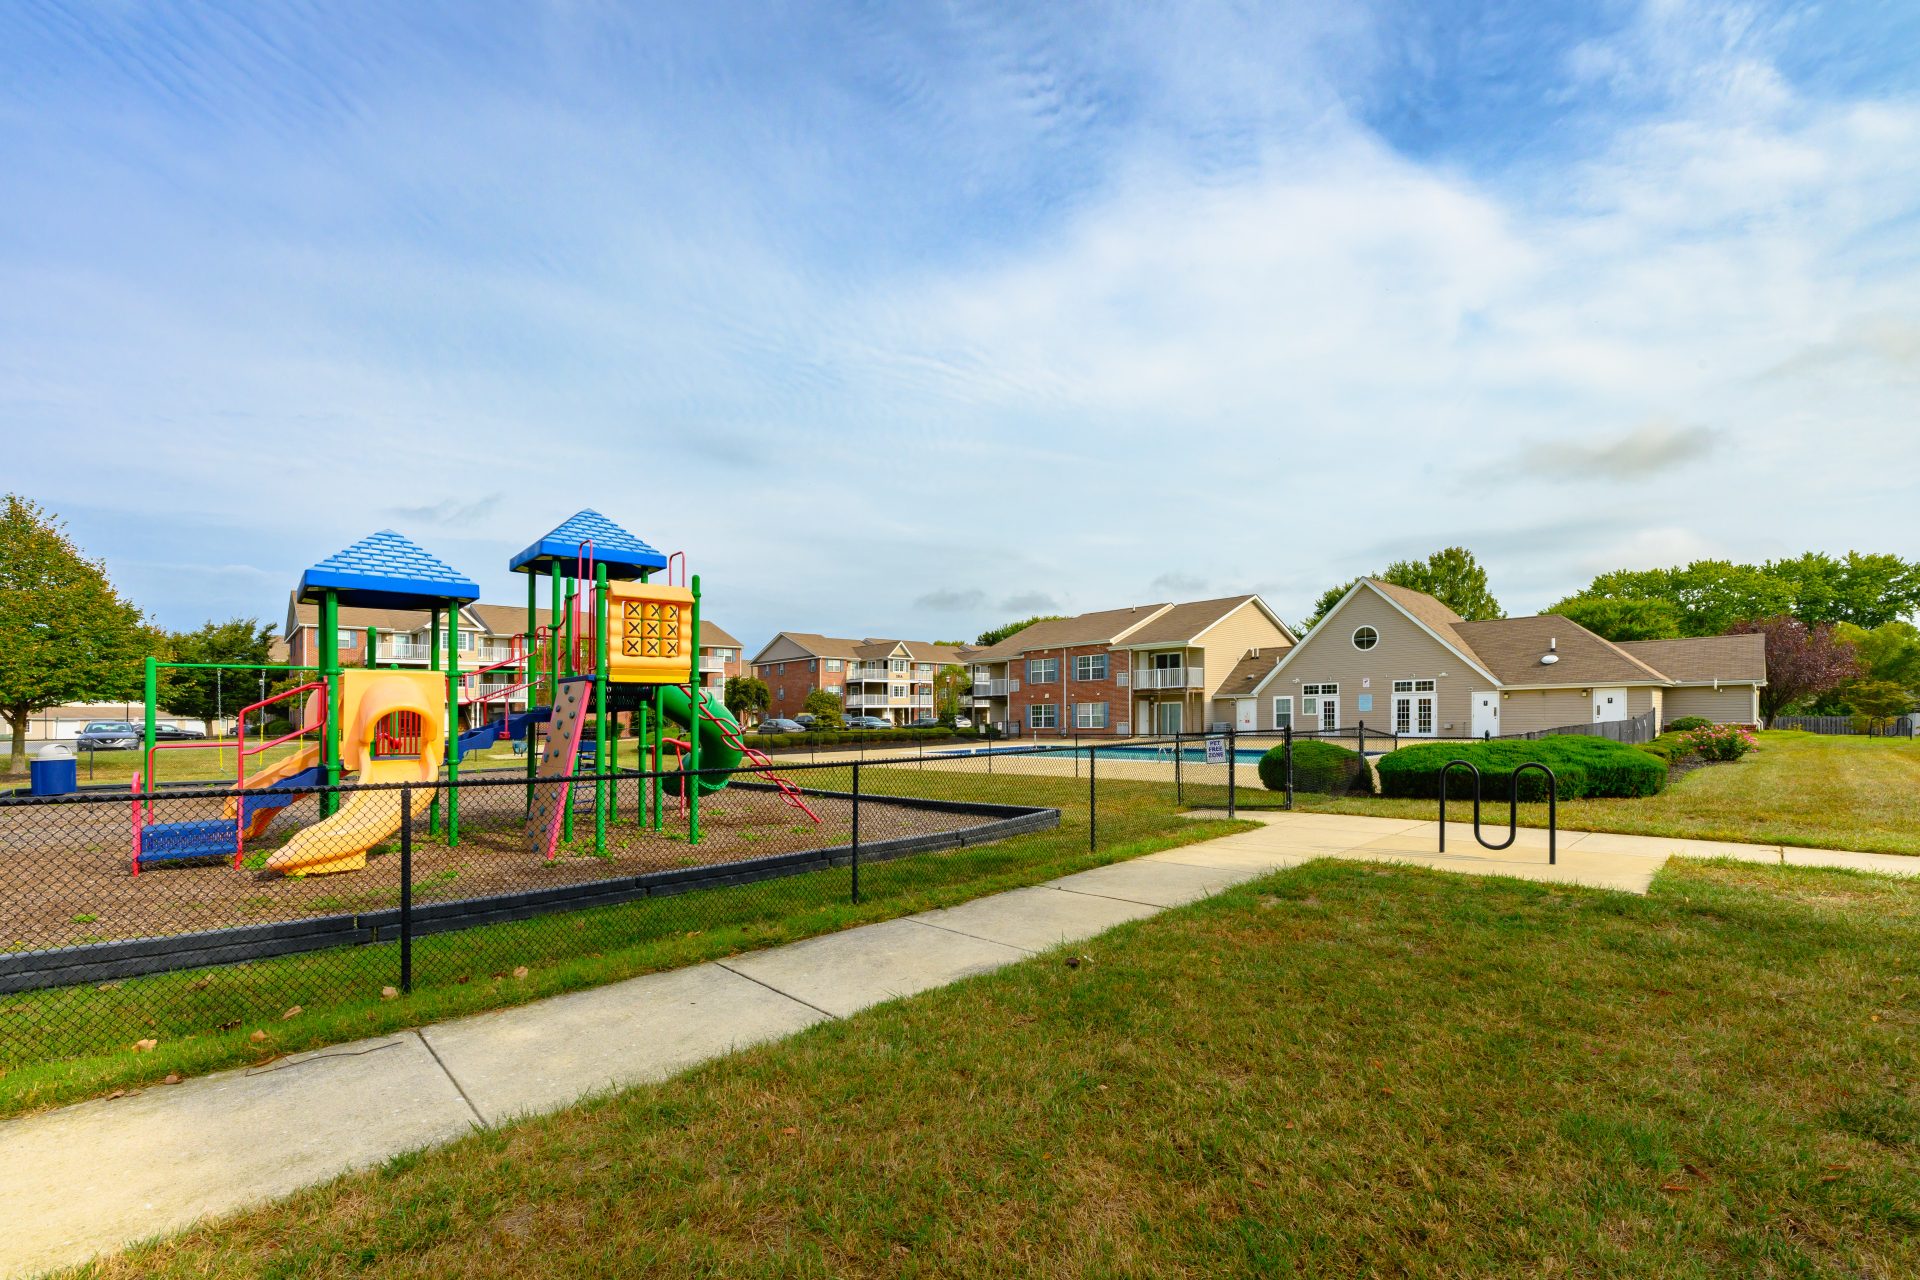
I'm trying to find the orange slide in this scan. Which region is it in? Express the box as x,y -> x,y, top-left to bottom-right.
266,670 -> 445,876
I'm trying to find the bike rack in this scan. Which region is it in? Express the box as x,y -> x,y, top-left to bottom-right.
1438,759 -> 1557,865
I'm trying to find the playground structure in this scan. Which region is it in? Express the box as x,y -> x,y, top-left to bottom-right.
130,511 -> 813,877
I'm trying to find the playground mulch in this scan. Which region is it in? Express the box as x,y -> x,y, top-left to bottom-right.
0,775 -> 979,953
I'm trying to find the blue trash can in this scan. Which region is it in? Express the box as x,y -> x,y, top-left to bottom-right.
29,748 -> 79,796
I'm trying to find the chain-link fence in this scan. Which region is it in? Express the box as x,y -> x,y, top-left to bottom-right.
0,729 -> 1366,1067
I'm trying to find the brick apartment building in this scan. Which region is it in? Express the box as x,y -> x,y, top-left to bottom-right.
749,634 -> 976,725
282,594 -> 744,726
968,595 -> 1295,736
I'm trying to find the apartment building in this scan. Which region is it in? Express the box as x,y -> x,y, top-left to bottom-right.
282,594 -> 744,725
968,595 -> 1296,736
750,633 -> 976,725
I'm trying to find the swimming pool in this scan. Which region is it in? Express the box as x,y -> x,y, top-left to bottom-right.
935,743 -> 1272,765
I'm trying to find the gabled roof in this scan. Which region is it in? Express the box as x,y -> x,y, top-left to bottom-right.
296,531 -> 480,609
1216,649 -> 1288,699
510,509 -> 668,579
1619,634 -> 1767,684
700,621 -> 743,650
1248,579 -> 1503,696
970,604 -> 1174,661
1452,615 -> 1668,686
1113,594 -> 1296,648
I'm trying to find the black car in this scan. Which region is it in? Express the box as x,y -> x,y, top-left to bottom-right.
75,721 -> 140,750
755,717 -> 806,734
906,715 -> 942,729
153,723 -> 208,742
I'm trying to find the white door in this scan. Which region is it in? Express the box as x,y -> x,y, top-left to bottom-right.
1235,699 -> 1256,731
1592,688 -> 1627,723
1471,692 -> 1500,739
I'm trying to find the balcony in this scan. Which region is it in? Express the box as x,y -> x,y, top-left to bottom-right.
380,640 -> 432,661
477,644 -> 519,664
699,655 -> 727,672
1133,667 -> 1205,691
971,679 -> 1014,697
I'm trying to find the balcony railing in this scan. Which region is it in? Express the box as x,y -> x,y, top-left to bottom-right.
1133,667 -> 1205,690
380,641 -> 432,661
971,679 -> 1014,697
699,656 -> 727,672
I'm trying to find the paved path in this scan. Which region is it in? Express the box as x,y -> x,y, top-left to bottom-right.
2,816 -> 1913,1278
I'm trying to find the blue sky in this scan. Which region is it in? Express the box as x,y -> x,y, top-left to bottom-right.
4,0 -> 1917,650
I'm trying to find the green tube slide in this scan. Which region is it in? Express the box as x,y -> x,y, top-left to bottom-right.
657,683 -> 744,796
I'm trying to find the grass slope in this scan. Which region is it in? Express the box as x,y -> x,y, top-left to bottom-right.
82,859 -> 1917,1279
1297,732 -> 1920,857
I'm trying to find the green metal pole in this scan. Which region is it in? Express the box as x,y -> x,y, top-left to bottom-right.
446,603 -> 461,845
635,702 -> 649,827
365,625 -> 377,669
650,690 -> 663,831
594,563 -> 610,855
142,654 -> 157,792
688,574 -> 702,846
428,607 -> 442,835
322,591 -> 341,817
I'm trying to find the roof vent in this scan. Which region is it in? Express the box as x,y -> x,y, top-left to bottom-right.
1541,636 -> 1559,666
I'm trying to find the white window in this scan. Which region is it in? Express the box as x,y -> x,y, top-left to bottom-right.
1028,703 -> 1058,729
458,631 -> 476,652
1074,701 -> 1109,729
891,659 -> 909,673
890,685 -> 907,699
826,659 -> 841,672
1352,626 -> 1379,651
1272,696 -> 1293,729
1073,653 -> 1109,681
1028,657 -> 1059,683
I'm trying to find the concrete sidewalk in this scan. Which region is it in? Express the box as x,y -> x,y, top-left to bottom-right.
3,816 -> 1914,1278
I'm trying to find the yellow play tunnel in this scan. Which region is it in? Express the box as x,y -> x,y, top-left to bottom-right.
606,581 -> 696,683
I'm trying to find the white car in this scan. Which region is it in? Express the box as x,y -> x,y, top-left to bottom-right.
954,716 -> 973,728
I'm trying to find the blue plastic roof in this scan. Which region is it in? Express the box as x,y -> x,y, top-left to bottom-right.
296,529 -> 480,608
509,509 -> 668,579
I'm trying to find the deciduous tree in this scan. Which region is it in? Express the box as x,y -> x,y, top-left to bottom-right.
0,495 -> 158,773
976,615 -> 1066,647
1727,615 -> 1862,725
159,618 -> 277,735
1543,596 -> 1683,641
801,687 -> 845,729
724,675 -> 770,725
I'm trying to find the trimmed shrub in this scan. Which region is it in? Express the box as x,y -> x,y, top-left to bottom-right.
1637,732 -> 1698,765
1258,740 -> 1370,795
261,717 -> 293,739
1377,736 -> 1667,801
1666,716 -> 1712,733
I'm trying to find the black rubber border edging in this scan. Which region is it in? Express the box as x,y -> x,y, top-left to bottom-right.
0,795 -> 1061,994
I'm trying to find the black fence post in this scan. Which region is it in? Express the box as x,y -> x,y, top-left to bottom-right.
1175,730 -> 1184,805
1283,724 -> 1295,811
399,782 -> 414,994
1358,720 -> 1366,758
1087,744 -> 1097,852
850,760 -> 861,904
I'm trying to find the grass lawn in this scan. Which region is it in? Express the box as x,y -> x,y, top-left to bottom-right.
0,770 -> 1246,1119
1284,732 -> 1920,858
81,857 -> 1918,1278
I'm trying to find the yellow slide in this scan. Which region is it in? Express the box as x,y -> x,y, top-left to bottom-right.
266,670 -> 445,877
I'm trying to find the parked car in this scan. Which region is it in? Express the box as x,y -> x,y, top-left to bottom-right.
152,723 -> 207,741
755,717 -> 805,734
793,713 -> 818,728
845,715 -> 891,730
907,715 -> 942,729
954,715 -> 973,728
75,721 -> 140,750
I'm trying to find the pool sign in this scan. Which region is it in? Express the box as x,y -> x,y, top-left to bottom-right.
1205,736 -> 1227,765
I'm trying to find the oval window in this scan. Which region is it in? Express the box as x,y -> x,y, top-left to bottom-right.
1352,626 -> 1379,651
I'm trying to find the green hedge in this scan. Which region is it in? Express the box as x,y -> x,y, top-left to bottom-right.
1377,736 -> 1667,801
1638,732 -> 1697,765
1666,716 -> 1712,733
1258,740 -> 1371,795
